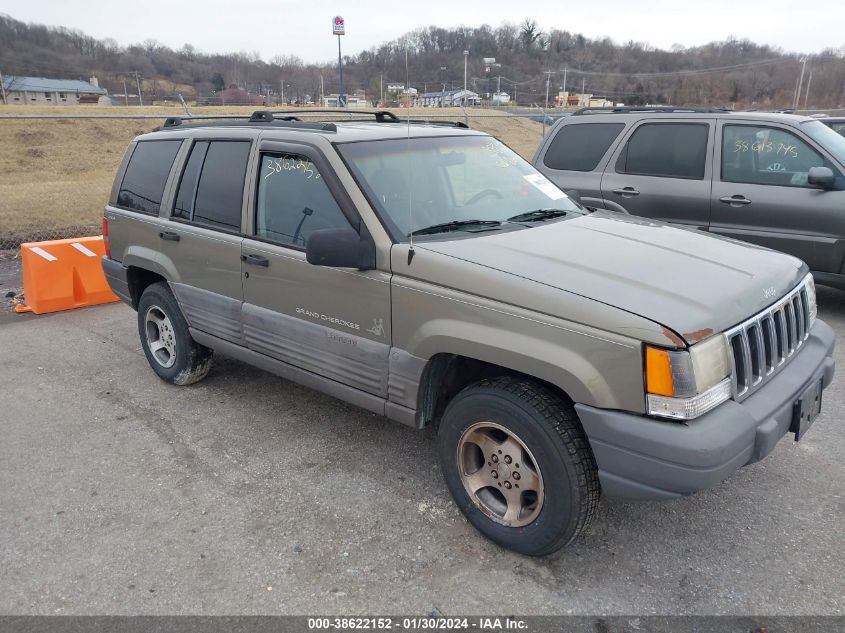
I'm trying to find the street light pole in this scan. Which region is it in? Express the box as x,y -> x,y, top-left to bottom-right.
463,50 -> 468,106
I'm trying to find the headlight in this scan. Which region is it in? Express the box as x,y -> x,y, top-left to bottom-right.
644,336 -> 731,420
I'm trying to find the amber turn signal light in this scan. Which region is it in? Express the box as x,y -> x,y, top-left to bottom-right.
645,346 -> 675,397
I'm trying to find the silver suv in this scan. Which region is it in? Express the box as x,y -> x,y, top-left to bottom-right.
102,110 -> 835,555
533,107 -> 845,289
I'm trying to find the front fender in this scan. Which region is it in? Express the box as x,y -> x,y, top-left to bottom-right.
407,317 -> 642,412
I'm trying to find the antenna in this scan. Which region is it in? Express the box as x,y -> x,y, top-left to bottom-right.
405,46 -> 415,265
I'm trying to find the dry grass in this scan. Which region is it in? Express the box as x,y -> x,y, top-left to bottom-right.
0,105 -> 543,245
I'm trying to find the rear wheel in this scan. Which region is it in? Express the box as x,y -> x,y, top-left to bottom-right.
137,282 -> 212,385
437,377 -> 600,556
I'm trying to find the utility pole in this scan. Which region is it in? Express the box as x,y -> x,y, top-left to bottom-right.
280,79 -> 284,105
803,71 -> 813,111
543,70 -> 554,110
380,72 -> 384,107
793,57 -> 807,110
0,69 -> 7,105
135,72 -> 143,106
319,74 -> 324,106
122,77 -> 129,106
463,50 -> 468,106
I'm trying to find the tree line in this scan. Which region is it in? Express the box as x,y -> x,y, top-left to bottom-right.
1,13 -> 843,108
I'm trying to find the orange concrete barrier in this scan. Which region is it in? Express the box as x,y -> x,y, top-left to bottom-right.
15,236 -> 119,314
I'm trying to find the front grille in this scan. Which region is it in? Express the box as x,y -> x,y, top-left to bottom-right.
725,278 -> 814,400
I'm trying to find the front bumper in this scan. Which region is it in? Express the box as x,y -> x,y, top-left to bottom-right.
576,319 -> 835,500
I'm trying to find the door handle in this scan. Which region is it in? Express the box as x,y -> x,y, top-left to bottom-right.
611,187 -> 640,197
240,253 -> 269,267
719,195 -> 752,206
159,231 -> 181,242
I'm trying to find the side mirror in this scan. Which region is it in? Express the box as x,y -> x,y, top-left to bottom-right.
565,189 -> 582,204
808,166 -> 836,189
306,228 -> 376,270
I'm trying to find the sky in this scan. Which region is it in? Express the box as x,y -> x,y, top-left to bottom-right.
1,0 -> 843,63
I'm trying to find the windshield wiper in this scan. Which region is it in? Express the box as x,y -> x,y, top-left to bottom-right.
506,208 -> 569,223
409,219 -> 502,237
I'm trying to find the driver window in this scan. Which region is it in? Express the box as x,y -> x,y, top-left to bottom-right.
722,125 -> 829,187
256,153 -> 351,247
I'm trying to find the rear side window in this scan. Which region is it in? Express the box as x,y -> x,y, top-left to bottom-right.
117,140 -> 181,214
172,141 -> 208,220
543,123 -> 624,171
172,140 -> 251,231
616,123 -> 709,180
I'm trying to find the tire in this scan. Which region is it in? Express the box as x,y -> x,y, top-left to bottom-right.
437,377 -> 600,556
136,282 -> 212,385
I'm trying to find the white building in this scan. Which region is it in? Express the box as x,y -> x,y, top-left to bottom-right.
492,92 -> 511,106
322,93 -> 369,108
1,76 -> 109,105
418,89 -> 480,107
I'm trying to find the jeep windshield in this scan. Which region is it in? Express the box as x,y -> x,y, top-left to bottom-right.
338,135 -> 584,240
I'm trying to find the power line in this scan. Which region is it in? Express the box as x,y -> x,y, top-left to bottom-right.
557,58 -> 788,78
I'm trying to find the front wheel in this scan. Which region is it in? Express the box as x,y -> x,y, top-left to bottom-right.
437,377 -> 600,556
137,282 -> 212,385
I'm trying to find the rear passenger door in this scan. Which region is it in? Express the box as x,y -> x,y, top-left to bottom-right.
600,120 -> 714,228
535,121 -> 625,208
240,141 -> 392,397
710,121 -> 845,273
157,136 -> 254,344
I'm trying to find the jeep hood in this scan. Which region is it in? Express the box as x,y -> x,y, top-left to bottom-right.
417,211 -> 807,345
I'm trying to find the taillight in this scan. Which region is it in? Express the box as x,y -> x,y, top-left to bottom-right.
102,216 -> 111,258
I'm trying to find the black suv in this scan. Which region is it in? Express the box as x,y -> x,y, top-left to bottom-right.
533,108 -> 845,289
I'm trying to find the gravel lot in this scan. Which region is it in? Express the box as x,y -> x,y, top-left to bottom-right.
1,283 -> 844,616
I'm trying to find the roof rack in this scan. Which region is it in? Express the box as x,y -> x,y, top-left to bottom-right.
251,109 -> 401,123
155,109 -> 470,132
407,119 -> 469,129
573,106 -> 733,115
251,109 -> 467,126
161,114 -> 299,128
158,115 -> 337,133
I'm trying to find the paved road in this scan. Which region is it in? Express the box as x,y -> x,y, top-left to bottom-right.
2,288 -> 844,615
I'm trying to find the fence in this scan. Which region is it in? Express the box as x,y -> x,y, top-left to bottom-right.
0,107 -> 557,251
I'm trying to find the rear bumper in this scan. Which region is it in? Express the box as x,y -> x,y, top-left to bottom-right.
101,257 -> 132,306
576,320 -> 836,500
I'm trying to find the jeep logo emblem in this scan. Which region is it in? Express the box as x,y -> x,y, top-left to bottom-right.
763,286 -> 777,299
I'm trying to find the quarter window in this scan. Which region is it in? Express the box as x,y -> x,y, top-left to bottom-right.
255,153 -> 350,247
172,140 -> 250,231
117,140 -> 182,214
543,123 -> 625,171
616,123 -> 709,180
722,125 -> 831,187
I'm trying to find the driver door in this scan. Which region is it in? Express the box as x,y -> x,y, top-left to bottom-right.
240,141 -> 392,397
